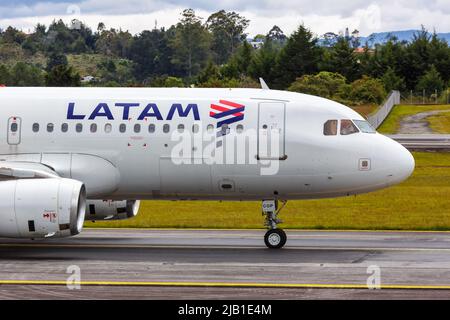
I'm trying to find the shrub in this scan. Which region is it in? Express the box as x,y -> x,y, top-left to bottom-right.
288,71 -> 347,99
349,76 -> 386,104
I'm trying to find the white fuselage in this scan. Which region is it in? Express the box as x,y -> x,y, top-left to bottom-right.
0,87 -> 415,201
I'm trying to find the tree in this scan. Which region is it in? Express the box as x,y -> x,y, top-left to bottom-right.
232,41 -> 253,76
95,28 -> 132,57
322,32 -> 339,47
45,65 -> 81,87
321,37 -> 361,82
1,26 -> 26,44
46,52 -> 68,71
248,39 -> 279,85
381,67 -> 405,92
429,32 -> 450,84
170,9 -> 211,79
128,29 -> 172,80
0,65 -> 11,85
274,24 -> 322,89
206,10 -> 249,64
362,37 -> 405,79
10,62 -> 45,86
401,27 -> 432,90
266,26 -> 286,44
416,65 -> 445,94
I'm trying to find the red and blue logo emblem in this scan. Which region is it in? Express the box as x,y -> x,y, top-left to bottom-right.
209,100 -> 245,147
210,100 -> 245,128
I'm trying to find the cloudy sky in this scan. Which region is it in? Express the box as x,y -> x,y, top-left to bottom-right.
0,0 -> 449,37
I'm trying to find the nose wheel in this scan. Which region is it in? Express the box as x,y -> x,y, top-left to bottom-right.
264,229 -> 287,249
262,199 -> 287,249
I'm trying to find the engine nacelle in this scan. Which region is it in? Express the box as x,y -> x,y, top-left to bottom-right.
0,178 -> 86,239
85,200 -> 140,221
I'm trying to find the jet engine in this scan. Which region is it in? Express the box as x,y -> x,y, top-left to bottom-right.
0,178 -> 86,239
85,200 -> 140,221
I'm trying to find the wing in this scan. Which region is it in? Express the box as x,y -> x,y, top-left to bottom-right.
0,161 -> 60,180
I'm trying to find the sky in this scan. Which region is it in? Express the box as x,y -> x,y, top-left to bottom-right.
0,0 -> 449,37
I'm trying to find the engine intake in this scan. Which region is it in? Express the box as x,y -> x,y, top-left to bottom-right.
0,178 -> 86,238
85,200 -> 140,221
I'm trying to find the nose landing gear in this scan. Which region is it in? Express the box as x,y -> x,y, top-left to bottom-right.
262,199 -> 287,249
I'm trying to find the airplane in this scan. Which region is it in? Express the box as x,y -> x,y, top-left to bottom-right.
0,85 -> 414,249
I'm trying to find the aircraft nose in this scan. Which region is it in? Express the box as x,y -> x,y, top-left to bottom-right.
389,141 -> 415,184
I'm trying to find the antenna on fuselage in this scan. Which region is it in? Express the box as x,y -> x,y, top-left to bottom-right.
259,78 -> 270,90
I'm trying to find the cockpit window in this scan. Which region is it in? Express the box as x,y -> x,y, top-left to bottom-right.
340,120 -> 359,135
353,120 -> 376,133
323,120 -> 338,136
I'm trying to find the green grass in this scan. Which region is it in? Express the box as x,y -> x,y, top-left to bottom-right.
428,111 -> 450,134
85,152 -> 450,231
377,104 -> 450,134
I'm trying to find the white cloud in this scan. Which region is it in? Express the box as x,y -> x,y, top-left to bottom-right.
0,0 -> 449,37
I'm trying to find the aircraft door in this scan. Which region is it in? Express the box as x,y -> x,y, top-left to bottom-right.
7,117 -> 21,145
258,102 -> 286,160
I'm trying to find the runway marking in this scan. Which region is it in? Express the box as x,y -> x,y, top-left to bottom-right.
1,243 -> 450,252
1,280 -> 450,290
86,228 -> 450,234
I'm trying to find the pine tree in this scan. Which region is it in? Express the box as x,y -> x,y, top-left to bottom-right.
170,9 -> 211,79
274,25 -> 322,89
322,37 -> 361,82
416,65 -> 445,94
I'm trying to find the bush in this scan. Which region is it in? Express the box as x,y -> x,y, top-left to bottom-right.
349,76 -> 386,104
288,71 -> 347,99
416,65 -> 445,95
196,76 -> 259,88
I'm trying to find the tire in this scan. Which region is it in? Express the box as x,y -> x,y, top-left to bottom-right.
264,229 -> 287,249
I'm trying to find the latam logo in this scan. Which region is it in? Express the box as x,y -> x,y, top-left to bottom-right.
67,102 -> 200,121
210,100 -> 245,128
210,100 -> 245,147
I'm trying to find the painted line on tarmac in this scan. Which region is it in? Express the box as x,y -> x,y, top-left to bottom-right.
86,228 -> 450,234
1,243 -> 450,252
1,280 -> 450,290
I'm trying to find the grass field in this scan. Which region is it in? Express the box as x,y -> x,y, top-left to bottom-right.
377,104 -> 450,134
428,111 -> 450,134
85,152 -> 450,231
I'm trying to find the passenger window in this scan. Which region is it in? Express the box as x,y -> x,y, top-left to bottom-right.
134,124 -> 141,133
192,124 -> 199,133
177,124 -> 185,133
105,123 -> 112,133
61,123 -> 68,132
47,123 -> 54,133
76,123 -> 83,133
221,124 -> 230,135
148,124 -> 155,133
10,123 -> 18,132
323,120 -> 338,136
119,124 -> 126,133
32,123 -> 39,133
163,124 -> 170,133
340,120 -> 359,135
207,124 -> 214,133
236,124 -> 244,134
90,123 -> 97,133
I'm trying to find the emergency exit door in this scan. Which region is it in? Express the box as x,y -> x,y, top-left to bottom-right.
258,102 -> 286,160
7,117 -> 21,145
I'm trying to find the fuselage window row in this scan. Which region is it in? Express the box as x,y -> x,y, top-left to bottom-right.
30,123 -> 245,135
